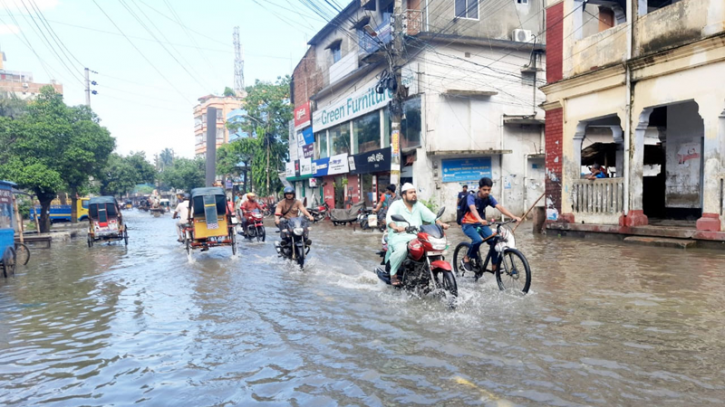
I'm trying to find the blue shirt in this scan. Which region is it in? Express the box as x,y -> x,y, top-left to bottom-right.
457,191 -> 469,209
595,171 -> 607,178
462,193 -> 498,224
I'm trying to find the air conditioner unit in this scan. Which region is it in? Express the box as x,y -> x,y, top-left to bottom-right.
512,29 -> 534,43
22,82 -> 29,88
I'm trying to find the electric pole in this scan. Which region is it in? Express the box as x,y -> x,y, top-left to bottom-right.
84,67 -> 91,107
389,0 -> 405,186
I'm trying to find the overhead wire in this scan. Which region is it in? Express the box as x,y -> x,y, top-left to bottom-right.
90,0 -> 193,104
25,0 -> 85,67
0,13 -> 59,81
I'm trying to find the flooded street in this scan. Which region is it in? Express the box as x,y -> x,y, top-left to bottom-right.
1,210 -> 725,406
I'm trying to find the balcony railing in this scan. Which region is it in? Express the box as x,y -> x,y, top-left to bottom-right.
571,178 -> 624,219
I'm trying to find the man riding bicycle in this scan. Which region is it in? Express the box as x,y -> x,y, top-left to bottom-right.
461,177 -> 520,273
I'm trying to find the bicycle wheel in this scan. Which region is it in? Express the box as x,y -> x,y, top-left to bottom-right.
452,242 -> 470,277
495,248 -> 531,294
14,243 -> 30,265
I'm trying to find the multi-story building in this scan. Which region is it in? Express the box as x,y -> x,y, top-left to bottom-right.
287,0 -> 547,217
542,0 -> 725,242
193,95 -> 244,157
0,53 -> 63,98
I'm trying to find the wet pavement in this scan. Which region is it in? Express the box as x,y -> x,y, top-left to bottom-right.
1,210 -> 725,406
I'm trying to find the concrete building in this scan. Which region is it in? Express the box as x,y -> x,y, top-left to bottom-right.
0,53 -> 63,98
193,95 -> 244,157
542,0 -> 725,243
287,0 -> 547,218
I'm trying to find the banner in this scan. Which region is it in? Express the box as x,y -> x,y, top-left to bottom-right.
285,162 -> 294,178
300,157 -> 313,176
441,157 -> 492,183
312,77 -> 393,132
313,158 -> 329,177
294,101 -> 311,130
303,144 -> 314,159
350,147 -> 391,174
301,126 -> 314,145
327,153 -> 350,175
294,160 -> 301,177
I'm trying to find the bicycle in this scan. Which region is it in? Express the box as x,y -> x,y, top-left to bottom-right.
452,219 -> 532,294
14,242 -> 30,266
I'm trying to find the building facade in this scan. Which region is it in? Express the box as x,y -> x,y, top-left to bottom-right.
542,0 -> 725,234
193,95 -> 244,157
0,54 -> 63,98
287,0 -> 547,217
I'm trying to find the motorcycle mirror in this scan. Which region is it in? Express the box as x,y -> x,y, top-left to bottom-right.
436,206 -> 446,219
390,214 -> 407,223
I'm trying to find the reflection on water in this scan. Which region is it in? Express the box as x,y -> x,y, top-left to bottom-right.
1,211 -> 725,405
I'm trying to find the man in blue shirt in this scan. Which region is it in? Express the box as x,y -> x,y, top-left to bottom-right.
585,163 -> 607,180
460,177 -> 520,272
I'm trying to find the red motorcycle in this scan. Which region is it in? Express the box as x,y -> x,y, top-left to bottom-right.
375,207 -> 458,307
240,209 -> 266,242
309,201 -> 330,222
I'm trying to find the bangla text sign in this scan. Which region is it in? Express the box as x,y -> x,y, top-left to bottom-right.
441,157 -> 492,183
294,101 -> 311,130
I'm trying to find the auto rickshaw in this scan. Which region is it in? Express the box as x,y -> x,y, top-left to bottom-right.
87,196 -> 128,247
124,200 -> 133,210
183,187 -> 236,257
159,199 -> 170,212
0,180 -> 17,277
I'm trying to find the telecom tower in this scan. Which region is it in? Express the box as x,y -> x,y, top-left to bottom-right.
233,26 -> 245,96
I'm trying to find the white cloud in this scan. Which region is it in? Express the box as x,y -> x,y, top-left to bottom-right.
0,24 -> 20,35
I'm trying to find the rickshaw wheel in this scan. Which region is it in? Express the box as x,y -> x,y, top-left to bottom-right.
231,230 -> 237,256
185,237 -> 190,254
123,226 -> 129,246
2,247 -> 16,278
14,243 -> 30,265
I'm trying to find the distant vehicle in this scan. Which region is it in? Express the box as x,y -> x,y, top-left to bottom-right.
1,181 -> 18,277
124,200 -> 133,210
31,198 -> 90,223
87,196 -> 128,247
159,199 -> 170,212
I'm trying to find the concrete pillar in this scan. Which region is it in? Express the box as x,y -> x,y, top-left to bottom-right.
622,108 -> 651,227
696,109 -> 724,231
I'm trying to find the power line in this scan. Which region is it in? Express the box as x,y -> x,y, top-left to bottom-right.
90,0 -> 193,104
25,0 -> 85,67
0,13 -> 59,81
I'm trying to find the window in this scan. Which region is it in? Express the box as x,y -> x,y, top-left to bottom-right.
331,43 -> 341,63
455,0 -> 478,19
352,111 -> 381,154
316,131 -> 328,159
329,123 -> 350,155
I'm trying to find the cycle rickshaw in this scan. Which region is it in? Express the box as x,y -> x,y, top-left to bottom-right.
183,187 -> 237,257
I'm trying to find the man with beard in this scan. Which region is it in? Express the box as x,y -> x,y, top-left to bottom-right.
385,183 -> 449,286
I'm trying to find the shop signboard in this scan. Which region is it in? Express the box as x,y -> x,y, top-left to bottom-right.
350,147 -> 391,174
309,178 -> 318,188
294,160 -> 301,177
294,101 -> 311,130
313,158 -> 329,177
312,77 -> 393,132
285,162 -> 294,178
327,153 -> 350,175
302,143 -> 314,159
301,126 -> 314,145
300,157 -> 313,176
441,157 -> 492,183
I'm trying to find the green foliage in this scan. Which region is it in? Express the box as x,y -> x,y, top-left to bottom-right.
134,185 -> 154,195
225,77 -> 292,196
99,153 -> 140,197
419,198 -> 437,213
0,92 -> 28,119
223,87 -> 236,97
158,157 -> 205,192
0,86 -> 114,231
216,143 -> 241,176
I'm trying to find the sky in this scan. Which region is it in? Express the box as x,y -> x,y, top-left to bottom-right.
0,0 -> 330,159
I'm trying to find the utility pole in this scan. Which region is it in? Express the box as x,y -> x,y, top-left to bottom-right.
206,107 -> 218,187
84,67 -> 91,107
389,0 -> 405,186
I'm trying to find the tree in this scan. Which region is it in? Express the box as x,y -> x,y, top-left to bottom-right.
61,105 -> 115,223
223,87 -> 236,97
159,157 -> 205,192
99,153 -> 139,197
0,87 -> 114,232
227,77 -> 292,196
0,92 -> 27,119
126,151 -> 156,184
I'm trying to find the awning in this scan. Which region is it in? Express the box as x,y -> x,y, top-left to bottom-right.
504,118 -> 544,126
286,174 -> 314,182
431,150 -> 512,156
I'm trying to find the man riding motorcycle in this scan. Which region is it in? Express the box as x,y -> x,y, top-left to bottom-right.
240,192 -> 263,232
274,187 -> 314,238
385,183 -> 450,286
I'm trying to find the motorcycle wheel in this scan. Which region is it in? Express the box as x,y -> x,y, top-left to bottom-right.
258,226 -> 265,242
296,244 -> 305,268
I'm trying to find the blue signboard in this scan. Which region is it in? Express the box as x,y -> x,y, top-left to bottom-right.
441,157 -> 492,183
302,127 -> 315,145
313,158 -> 329,177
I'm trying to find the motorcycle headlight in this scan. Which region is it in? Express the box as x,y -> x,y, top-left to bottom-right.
293,227 -> 304,236
428,236 -> 447,251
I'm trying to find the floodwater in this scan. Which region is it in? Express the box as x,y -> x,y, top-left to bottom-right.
1,210 -> 725,406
